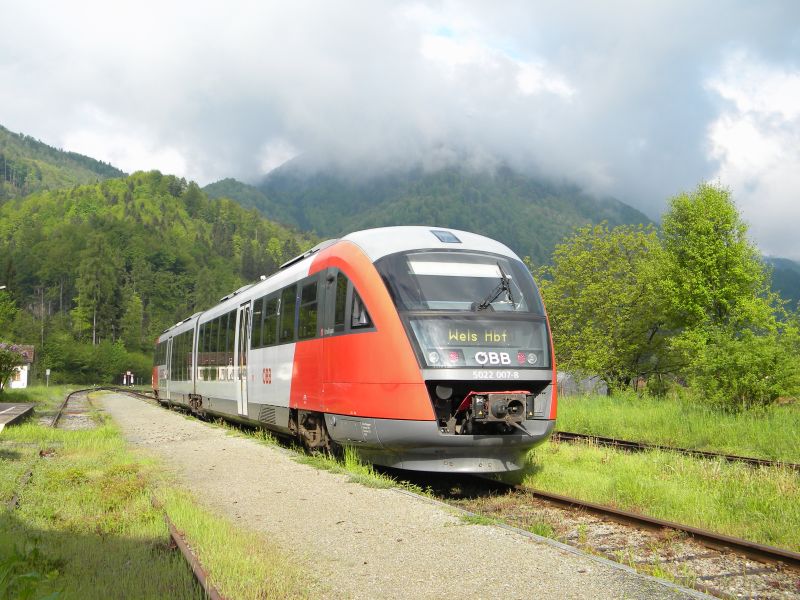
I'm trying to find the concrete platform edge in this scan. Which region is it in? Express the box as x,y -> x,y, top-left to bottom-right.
391,488 -> 713,600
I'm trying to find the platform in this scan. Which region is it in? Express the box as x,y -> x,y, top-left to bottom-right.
0,402 -> 35,432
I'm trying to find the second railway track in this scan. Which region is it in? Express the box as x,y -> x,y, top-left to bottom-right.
553,430 -> 800,472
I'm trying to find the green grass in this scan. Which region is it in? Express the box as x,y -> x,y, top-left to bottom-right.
0,421 -> 201,599
0,388 -> 318,599
158,488 -> 319,599
296,445 -> 398,489
523,439 -> 800,551
557,393 -> 800,462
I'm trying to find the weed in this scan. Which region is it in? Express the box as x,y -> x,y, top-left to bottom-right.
528,522 -> 555,538
460,514 -> 500,526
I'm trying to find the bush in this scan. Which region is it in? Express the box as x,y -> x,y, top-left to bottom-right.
0,343 -> 25,392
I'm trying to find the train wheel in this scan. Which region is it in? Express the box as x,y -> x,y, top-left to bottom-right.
296,410 -> 340,457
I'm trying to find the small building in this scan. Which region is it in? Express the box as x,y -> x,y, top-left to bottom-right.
8,345 -> 34,389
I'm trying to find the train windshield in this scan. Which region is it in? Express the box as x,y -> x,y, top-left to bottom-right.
375,250 -> 545,315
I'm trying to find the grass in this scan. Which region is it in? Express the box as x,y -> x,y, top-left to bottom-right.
522,439 -> 800,552
0,387 -> 318,600
557,393 -> 800,462
296,446 -> 398,489
157,488 -> 317,599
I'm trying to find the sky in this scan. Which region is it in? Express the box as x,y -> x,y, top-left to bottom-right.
1,1 -> 799,258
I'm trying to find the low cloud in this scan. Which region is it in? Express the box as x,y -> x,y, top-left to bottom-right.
1,1 -> 798,256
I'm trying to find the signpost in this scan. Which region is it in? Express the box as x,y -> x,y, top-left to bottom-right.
45,368 -> 50,387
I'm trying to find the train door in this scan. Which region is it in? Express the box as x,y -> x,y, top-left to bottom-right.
165,337 -> 173,401
235,302 -> 251,416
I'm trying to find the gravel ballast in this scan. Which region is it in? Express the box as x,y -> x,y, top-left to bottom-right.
99,392 -> 706,600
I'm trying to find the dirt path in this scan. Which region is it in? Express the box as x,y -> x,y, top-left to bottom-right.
99,392 -> 706,600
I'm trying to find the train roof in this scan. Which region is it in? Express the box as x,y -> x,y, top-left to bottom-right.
157,226 -> 518,341
342,226 -> 517,262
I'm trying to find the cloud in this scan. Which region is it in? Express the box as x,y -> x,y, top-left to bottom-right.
707,51 -> 800,260
0,1 -> 799,256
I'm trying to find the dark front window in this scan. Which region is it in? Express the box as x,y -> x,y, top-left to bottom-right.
376,251 -> 544,314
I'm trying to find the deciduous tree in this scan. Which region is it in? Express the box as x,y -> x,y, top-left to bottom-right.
539,223 -> 671,394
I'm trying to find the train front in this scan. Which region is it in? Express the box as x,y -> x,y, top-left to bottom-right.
360,234 -> 557,472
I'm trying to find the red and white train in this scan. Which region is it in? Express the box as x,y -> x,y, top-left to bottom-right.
152,226 -> 556,472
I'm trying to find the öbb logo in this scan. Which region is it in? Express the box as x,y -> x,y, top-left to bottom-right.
474,351 -> 511,365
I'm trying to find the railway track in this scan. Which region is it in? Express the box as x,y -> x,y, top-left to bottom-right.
553,431 -> 800,472
432,476 -> 800,600
9,388 -> 226,600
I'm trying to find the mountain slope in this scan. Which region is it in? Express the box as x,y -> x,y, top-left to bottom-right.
0,171 -> 316,345
0,124 -> 124,200
765,257 -> 800,310
215,163 -> 653,264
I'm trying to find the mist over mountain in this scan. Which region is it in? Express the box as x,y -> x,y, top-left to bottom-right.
765,257 -> 800,311
0,124 -> 124,200
206,160 -> 651,265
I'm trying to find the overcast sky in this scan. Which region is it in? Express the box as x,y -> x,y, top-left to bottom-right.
2,1 -> 799,258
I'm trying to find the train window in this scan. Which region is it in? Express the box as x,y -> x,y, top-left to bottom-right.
263,296 -> 279,346
375,250 -> 545,314
351,290 -> 372,329
226,311 -> 236,364
279,285 -> 297,343
298,279 -> 319,340
251,298 -> 264,348
334,273 -> 348,332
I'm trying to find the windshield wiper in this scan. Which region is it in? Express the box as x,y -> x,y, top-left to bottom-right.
476,263 -> 515,311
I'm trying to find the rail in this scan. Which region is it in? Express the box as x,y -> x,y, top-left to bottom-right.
553,431 -> 800,471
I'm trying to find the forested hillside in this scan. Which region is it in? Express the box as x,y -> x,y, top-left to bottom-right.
0,124 -> 124,200
0,171 -> 315,382
205,162 -> 652,264
765,257 -> 800,310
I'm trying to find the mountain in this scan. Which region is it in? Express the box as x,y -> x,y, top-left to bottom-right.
206,162 -> 652,265
0,124 -> 124,200
765,257 -> 800,310
0,171 -> 316,348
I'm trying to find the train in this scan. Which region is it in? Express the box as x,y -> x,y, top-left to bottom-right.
152,226 -> 557,473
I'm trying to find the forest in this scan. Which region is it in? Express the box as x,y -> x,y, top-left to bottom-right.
0,170 -> 315,384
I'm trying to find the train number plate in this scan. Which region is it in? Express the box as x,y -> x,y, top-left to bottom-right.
471,370 -> 520,380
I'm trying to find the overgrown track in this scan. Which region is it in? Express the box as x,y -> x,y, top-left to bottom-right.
553,431 -> 800,472
13,387 -> 227,600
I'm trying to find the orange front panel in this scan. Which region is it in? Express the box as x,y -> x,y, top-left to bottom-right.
296,241 -> 434,421
322,382 -> 432,420
152,366 -> 158,390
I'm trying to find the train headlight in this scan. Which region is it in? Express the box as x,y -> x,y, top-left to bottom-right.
435,385 -> 453,400
527,352 -> 538,365
427,351 -> 440,365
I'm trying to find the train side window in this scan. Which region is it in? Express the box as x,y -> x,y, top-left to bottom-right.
279,285 -> 297,343
351,290 -> 372,329
334,273 -> 348,332
251,297 -> 264,348
298,279 -> 319,340
221,313 -> 230,366
263,296 -> 279,346
226,310 -> 236,363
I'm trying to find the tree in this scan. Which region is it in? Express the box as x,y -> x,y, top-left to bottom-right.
0,290 -> 18,334
538,223 -> 671,394
662,183 -> 800,408
73,235 -> 121,344
661,182 -> 768,328
0,342 -> 24,392
120,289 -> 144,351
